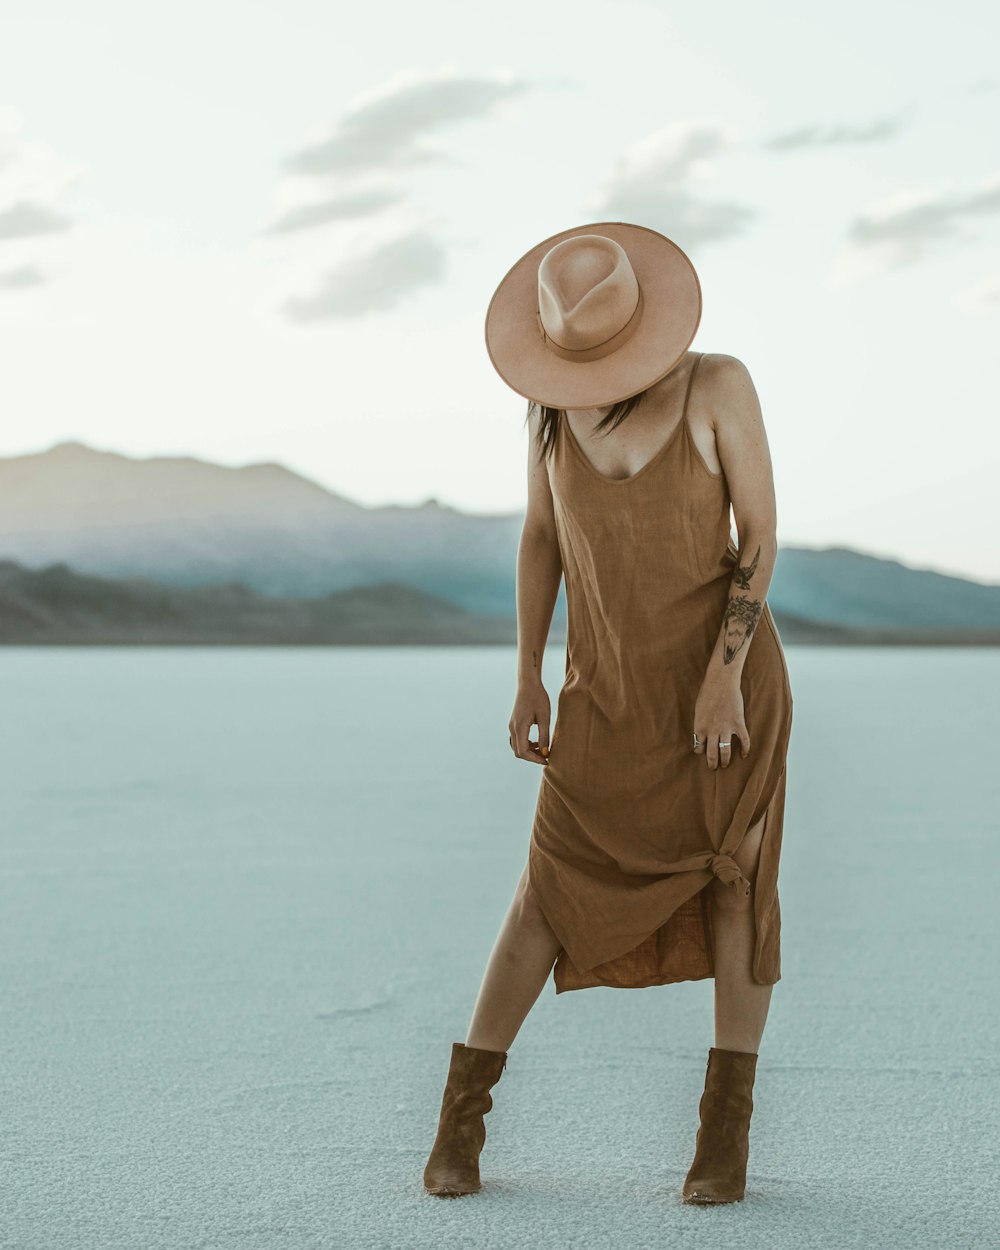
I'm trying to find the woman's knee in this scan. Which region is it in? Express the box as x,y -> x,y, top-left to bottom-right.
709,815 -> 767,916
709,873 -> 755,916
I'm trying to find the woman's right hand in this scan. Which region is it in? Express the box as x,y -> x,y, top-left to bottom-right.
508,681 -> 551,766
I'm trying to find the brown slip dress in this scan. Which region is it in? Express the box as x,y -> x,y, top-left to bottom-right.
528,351 -> 794,994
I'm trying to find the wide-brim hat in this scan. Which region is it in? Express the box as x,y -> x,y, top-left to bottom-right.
484,221 -> 701,410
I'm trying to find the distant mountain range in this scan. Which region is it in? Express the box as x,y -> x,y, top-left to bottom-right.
0,440 -> 997,645
0,560 -> 513,645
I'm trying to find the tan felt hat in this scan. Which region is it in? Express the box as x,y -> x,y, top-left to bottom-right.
484,221 -> 701,410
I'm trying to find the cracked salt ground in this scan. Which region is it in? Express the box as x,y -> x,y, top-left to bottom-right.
0,645 -> 995,1248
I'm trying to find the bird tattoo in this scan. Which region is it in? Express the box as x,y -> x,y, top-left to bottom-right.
732,544 -> 760,590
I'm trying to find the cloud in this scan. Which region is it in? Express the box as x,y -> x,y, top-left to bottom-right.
262,187 -> 405,235
0,199 -> 72,240
829,174 -> 1000,284
582,122 -> 755,245
281,70 -> 525,178
0,109 -> 83,293
953,270 -> 1000,314
763,116 -> 907,150
261,68 -> 526,322
851,180 -> 1000,249
0,263 -> 45,288
280,226 -> 446,321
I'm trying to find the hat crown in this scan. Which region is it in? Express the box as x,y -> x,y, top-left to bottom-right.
484,220 -> 700,408
537,235 -> 640,352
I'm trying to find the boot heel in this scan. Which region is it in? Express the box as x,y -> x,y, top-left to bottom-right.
423,1041 -> 508,1197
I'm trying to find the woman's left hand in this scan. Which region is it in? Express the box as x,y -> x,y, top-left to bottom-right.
692,674 -> 750,769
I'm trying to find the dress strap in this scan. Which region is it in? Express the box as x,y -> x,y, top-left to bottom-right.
681,352 -> 704,425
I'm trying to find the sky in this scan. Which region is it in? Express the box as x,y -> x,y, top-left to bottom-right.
1,0 -> 998,583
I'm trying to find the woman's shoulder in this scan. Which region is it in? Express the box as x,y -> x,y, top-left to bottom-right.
697,351 -> 753,385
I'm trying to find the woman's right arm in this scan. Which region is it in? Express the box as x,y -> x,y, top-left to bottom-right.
508,406 -> 563,767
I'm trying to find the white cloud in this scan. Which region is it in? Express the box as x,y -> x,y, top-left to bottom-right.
828,174 -> 1000,285
258,67 -> 527,321
0,263 -> 45,288
0,109 -> 85,292
763,114 -> 908,149
582,121 -> 756,244
953,270 -> 1000,314
280,225 -> 447,320
262,187 -> 405,236
281,67 -> 525,178
0,200 -> 72,240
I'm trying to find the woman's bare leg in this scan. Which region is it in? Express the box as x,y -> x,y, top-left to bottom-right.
709,812 -> 773,1053
465,862 -> 564,1052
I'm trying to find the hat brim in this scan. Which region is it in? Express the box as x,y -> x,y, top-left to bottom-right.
484,221 -> 702,409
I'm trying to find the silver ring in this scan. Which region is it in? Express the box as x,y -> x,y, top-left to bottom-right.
719,741 -> 731,747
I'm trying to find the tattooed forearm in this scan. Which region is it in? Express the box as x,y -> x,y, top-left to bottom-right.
722,595 -> 763,664
532,649 -> 539,670
732,544 -> 760,590
705,535 -> 775,677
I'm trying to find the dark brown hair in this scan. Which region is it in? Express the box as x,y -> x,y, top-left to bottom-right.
526,387 -> 652,462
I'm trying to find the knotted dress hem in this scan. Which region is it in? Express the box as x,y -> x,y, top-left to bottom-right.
530,761 -> 788,994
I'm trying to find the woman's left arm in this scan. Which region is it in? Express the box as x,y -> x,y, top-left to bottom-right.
694,354 -> 779,769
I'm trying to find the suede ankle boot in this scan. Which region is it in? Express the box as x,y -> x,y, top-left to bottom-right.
682,1046 -> 758,1204
423,1041 -> 508,1197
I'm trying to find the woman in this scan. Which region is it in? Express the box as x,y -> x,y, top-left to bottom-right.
423,223 -> 794,1205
